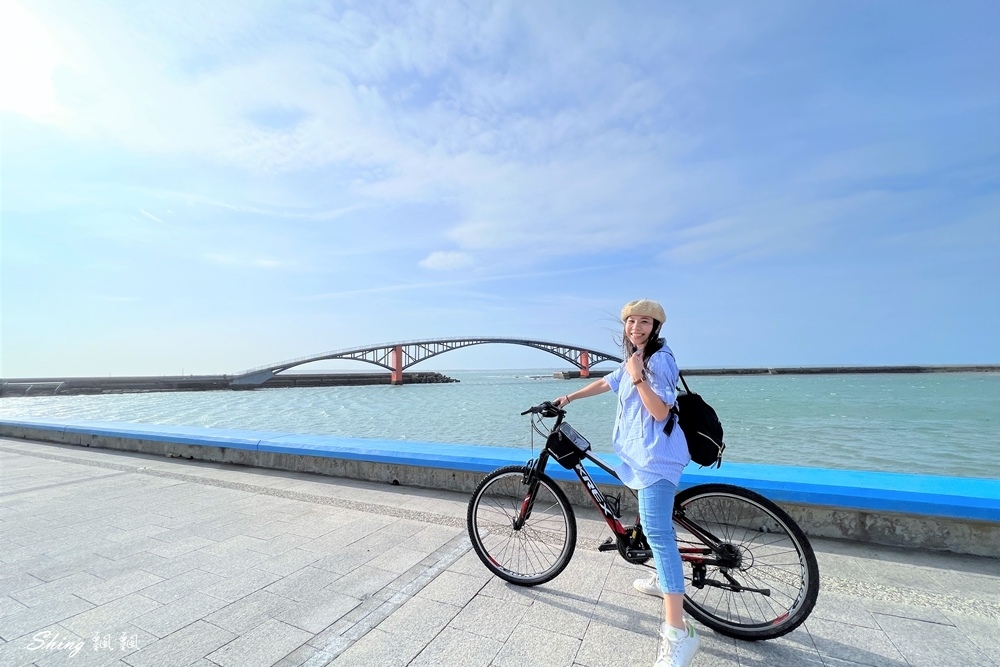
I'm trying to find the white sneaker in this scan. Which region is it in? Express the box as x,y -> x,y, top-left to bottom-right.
634,572 -> 664,598
654,622 -> 700,667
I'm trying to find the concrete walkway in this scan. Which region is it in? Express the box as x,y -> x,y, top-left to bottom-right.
0,438 -> 997,667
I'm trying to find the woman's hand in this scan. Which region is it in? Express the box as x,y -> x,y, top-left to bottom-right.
552,395 -> 571,408
626,350 -> 645,383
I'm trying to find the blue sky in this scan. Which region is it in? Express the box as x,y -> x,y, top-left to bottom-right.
2,0 -> 998,376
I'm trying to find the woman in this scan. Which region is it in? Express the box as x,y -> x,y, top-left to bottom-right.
553,299 -> 699,667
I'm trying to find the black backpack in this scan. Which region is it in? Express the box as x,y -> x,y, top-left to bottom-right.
667,373 -> 725,468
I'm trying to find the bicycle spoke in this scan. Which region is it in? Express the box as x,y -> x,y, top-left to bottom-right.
677,485 -> 819,639
468,467 -> 576,585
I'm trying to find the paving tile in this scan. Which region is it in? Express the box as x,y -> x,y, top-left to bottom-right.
245,532 -> 313,557
446,595 -> 527,643
0,594 -> 30,618
324,565 -> 398,600
131,549 -> 225,580
74,571 -> 163,606
374,596 -> 460,640
408,626 -> 503,667
130,592 -> 230,638
592,588 -> 660,638
35,624 -> 157,667
263,566 -> 340,603
200,567 -> 282,603
81,553 -> 167,581
519,589 -> 597,639
274,589 -> 362,634
204,590 -> 296,634
59,593 -> 162,638
12,574 -> 107,608
0,623 -> 87,667
27,554 -> 117,584
1,595 -> 95,642
941,611 -> 1000,666
491,624 -> 581,667
445,550 -> 493,577
311,547 -> 384,577
269,643 -> 317,667
806,617 -> 908,666
326,627 -> 426,667
367,547 -> 428,575
144,535 -> 222,560
136,569 -> 223,605
0,573 -> 45,598
810,592 -> 882,629
865,599 -> 955,624
118,620 -> 235,667
674,629 -> 741,667
478,577 -> 540,606
576,619 -> 656,667
875,613 -> 997,667
205,618 -> 311,667
398,525 -> 460,553
256,548 -> 322,577
734,630 -> 826,667
414,570 -> 488,607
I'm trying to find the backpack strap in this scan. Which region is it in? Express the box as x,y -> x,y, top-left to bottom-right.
678,371 -> 691,395
663,347 -> 691,395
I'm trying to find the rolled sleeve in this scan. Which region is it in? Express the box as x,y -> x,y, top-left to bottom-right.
649,350 -> 679,407
606,362 -> 625,393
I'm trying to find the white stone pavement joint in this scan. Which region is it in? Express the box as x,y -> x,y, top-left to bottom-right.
0,443 -> 466,530
300,534 -> 473,667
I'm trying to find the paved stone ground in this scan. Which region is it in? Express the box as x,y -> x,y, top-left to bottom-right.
0,437 -> 997,667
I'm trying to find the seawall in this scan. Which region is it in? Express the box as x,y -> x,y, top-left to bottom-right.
1,418 -> 997,557
0,372 -> 457,396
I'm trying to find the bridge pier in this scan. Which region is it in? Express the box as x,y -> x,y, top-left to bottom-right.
580,351 -> 590,378
391,345 -> 404,385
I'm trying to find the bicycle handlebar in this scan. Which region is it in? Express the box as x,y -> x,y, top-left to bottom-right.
520,401 -> 565,418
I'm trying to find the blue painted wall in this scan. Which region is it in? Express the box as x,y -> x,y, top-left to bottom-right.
3,418 -> 998,523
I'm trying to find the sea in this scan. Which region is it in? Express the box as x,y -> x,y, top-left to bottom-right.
1,371 -> 998,480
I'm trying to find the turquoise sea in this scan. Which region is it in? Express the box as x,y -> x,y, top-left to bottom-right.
1,371 -> 998,479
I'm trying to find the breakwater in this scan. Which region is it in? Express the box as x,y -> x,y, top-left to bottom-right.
554,364 -> 999,379
0,372 -> 458,397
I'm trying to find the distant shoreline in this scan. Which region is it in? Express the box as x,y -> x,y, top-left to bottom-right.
2,365 -> 997,397
555,364 -> 1000,379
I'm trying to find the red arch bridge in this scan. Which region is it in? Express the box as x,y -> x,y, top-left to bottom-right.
231,338 -> 623,386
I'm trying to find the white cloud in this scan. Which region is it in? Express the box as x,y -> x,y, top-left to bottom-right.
0,0 -> 62,118
419,250 -> 475,271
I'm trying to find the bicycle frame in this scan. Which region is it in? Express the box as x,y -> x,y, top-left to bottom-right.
469,403 -> 819,638
520,413 -> 736,571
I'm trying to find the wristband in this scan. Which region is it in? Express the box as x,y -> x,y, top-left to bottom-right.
634,378 -> 645,386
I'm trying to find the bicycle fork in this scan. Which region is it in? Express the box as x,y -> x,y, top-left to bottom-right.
512,456 -> 546,530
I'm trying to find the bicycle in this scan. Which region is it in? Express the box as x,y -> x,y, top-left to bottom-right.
466,402 -> 820,641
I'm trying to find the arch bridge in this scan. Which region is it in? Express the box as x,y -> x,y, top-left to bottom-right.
231,337 -> 623,386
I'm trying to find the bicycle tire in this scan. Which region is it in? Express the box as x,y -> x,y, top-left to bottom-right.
467,465 -> 577,586
675,483 -> 819,641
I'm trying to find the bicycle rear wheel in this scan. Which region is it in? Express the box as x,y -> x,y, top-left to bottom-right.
675,483 -> 819,641
467,465 -> 577,586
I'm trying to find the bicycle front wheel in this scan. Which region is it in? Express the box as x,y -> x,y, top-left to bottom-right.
676,484 -> 819,641
467,465 -> 577,586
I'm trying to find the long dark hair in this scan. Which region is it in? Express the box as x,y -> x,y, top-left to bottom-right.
621,319 -> 664,369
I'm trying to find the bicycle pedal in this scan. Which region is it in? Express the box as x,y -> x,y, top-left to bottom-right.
597,537 -> 618,552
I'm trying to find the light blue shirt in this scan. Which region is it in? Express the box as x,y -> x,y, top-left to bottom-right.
605,345 -> 690,489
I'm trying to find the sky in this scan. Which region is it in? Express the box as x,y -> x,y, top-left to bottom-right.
1,0 -> 998,377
